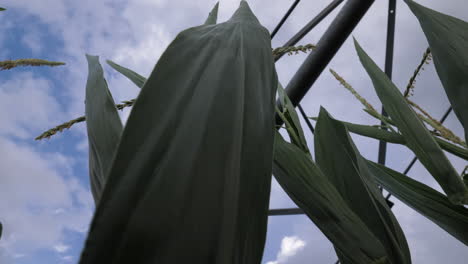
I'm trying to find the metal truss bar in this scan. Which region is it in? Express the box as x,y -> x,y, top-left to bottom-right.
298,104 -> 315,134
268,208 -> 304,216
274,0 -> 344,62
270,0 -> 301,39
278,0 -> 375,126
377,0 -> 397,167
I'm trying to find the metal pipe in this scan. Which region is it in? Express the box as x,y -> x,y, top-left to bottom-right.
377,0 -> 397,166
268,208 -> 304,216
270,0 -> 301,39
278,0 -> 375,124
298,104 -> 315,134
274,0 -> 344,61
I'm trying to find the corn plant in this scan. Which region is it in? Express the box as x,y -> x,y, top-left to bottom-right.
35,0 -> 467,263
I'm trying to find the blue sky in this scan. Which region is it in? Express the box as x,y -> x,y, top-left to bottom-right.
0,0 -> 467,263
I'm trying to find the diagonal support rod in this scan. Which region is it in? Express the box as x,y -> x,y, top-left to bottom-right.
276,0 -> 375,127
270,0 -> 301,39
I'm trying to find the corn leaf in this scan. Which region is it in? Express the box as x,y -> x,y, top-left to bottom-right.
106,60 -> 146,88
329,118 -> 468,161
79,2 -> 277,263
0,221 -> 2,240
314,108 -> 411,264
405,0 -> 468,143
273,131 -> 389,264
354,39 -> 468,205
367,161 -> 468,246
204,2 -> 219,25
0,7 -> 5,11
276,82 -> 309,154
84,55 -> 123,204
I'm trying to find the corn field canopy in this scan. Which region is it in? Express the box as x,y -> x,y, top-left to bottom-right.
11,0 -> 465,263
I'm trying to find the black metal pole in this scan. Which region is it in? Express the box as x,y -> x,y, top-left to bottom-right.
377,0 -> 397,166
268,208 -> 304,216
298,104 -> 315,134
274,0 -> 344,62
270,0 -> 301,39
278,0 -> 375,126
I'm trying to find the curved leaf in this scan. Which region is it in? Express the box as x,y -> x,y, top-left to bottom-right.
84,55 -> 123,204
276,82 -> 309,154
106,60 -> 146,89
315,108 -> 411,264
79,2 -> 277,263
273,131 -> 389,264
405,0 -> 468,143
354,39 -> 468,205
367,161 -> 468,246
331,118 -> 468,161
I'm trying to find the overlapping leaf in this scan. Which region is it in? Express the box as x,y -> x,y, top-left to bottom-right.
273,131 -> 389,264
405,0 -> 468,143
314,108 -> 411,264
367,161 -> 468,246
327,118 -> 468,161
354,39 -> 468,205
79,2 -> 277,263
276,82 -> 309,154
84,55 -> 123,204
106,60 -> 146,88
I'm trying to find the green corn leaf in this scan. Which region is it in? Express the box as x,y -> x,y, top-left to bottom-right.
79,1 -> 277,263
106,60 -> 146,88
328,118 -> 468,161
435,138 -> 468,161
367,161 -> 468,246
84,55 -> 123,204
354,39 -> 468,205
314,108 -> 411,264
204,2 -> 219,25
276,82 -> 309,154
273,131 -> 389,264
0,7 -> 6,11
405,0 -> 468,143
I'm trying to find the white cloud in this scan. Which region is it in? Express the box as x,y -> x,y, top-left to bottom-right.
266,236 -> 306,264
0,136 -> 93,258
53,243 -> 69,253
62,255 -> 74,261
0,72 -> 65,139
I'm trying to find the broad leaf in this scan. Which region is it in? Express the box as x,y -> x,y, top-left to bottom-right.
84,55 -> 123,204
314,108 -> 411,264
106,60 -> 146,88
79,2 -> 277,263
0,7 -> 5,11
273,131 -> 389,264
354,39 -> 468,205
405,0 -> 468,143
367,161 -> 468,246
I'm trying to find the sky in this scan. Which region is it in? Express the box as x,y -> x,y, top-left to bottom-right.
0,0 -> 467,263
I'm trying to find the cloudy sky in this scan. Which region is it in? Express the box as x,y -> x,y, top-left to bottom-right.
0,0 -> 467,263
